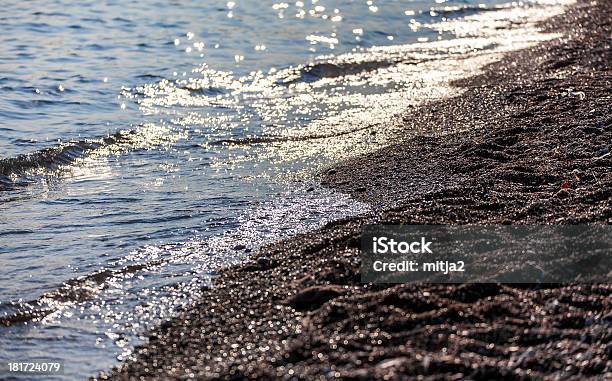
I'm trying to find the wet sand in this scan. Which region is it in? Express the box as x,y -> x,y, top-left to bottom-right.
105,1 -> 611,379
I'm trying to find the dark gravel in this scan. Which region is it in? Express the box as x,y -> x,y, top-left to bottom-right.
103,1 -> 611,380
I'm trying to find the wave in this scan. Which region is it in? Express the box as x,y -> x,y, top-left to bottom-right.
211,123 -> 378,146
0,124 -> 178,192
431,4 -> 501,18
0,258 -> 167,327
0,131 -> 131,191
297,60 -> 397,82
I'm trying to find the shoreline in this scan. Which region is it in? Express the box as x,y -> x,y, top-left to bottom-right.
105,1 -> 611,379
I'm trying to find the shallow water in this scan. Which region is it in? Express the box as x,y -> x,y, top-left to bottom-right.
0,0 -> 573,379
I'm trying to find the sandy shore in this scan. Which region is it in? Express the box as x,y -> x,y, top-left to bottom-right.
104,1 -> 611,379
